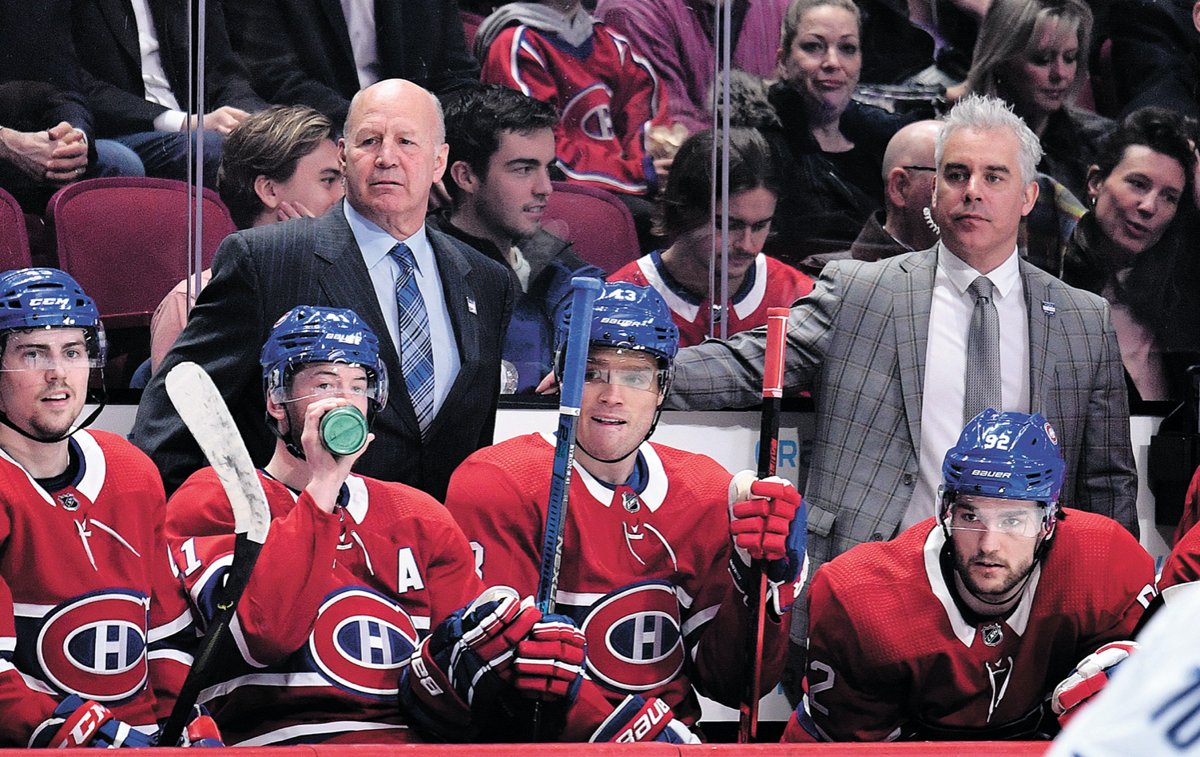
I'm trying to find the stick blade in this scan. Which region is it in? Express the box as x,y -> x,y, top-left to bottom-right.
165,361 -> 270,544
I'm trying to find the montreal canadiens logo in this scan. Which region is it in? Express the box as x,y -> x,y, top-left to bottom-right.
307,587 -> 419,698
37,590 -> 149,702
582,582 -> 683,692
1043,422 -> 1058,445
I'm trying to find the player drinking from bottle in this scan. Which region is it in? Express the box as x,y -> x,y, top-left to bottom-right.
786,410 -> 1157,742
164,304 -> 694,744
0,268 -> 213,747
445,281 -> 807,739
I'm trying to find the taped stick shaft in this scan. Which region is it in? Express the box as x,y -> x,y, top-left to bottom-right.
738,307 -> 789,743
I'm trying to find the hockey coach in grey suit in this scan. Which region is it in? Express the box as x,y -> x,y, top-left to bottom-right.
666,94 -> 1139,575
133,79 -> 514,500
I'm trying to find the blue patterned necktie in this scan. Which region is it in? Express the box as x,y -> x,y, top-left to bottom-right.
390,242 -> 435,436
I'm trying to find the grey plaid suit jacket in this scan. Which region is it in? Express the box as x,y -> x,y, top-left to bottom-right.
666,245 -> 1138,571
133,202 -> 515,500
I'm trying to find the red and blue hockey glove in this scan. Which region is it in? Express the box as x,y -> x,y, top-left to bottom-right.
727,470 -> 808,616
512,614 -> 586,701
588,694 -> 700,744
1052,640 -> 1139,725
29,696 -> 225,748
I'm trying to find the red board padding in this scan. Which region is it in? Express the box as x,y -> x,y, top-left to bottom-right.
0,743 -> 1051,755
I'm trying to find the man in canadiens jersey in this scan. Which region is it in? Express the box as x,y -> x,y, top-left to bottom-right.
445,280 -> 808,738
0,269 -> 205,747
786,409 -> 1157,742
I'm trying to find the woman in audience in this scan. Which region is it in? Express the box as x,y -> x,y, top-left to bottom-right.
764,0 -> 909,263
608,128 -> 813,347
1061,107 -> 1200,402
955,0 -> 1110,199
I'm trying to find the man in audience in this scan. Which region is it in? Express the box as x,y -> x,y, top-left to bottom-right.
797,119 -> 941,275
147,105 -> 344,375
786,411 -> 1155,741
222,0 -> 481,123
1110,0 -> 1200,118
0,0 -> 142,211
446,281 -> 806,737
133,79 -> 515,500
432,85 -> 603,394
0,269 -> 202,748
72,0 -> 267,188
609,127 -> 813,346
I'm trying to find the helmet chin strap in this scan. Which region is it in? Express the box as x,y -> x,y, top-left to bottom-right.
575,439 -> 638,466
0,382 -> 107,445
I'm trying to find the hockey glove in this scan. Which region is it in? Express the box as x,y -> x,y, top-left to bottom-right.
512,614 -> 586,701
1052,640 -> 1139,725
29,696 -> 156,748
728,470 -> 808,616
589,694 -> 700,744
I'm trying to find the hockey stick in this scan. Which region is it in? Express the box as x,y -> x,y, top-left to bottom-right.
737,307 -> 789,743
158,361 -> 272,746
531,276 -> 602,739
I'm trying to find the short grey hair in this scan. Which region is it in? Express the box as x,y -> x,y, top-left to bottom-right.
935,94 -> 1042,185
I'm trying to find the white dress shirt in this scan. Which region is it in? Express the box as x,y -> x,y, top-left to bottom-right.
903,243 -> 1031,530
130,0 -> 189,132
344,201 -> 461,421
340,0 -> 381,89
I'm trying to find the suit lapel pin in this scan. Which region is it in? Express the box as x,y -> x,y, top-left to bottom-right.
467,297 -> 477,315
1041,301 -> 1056,317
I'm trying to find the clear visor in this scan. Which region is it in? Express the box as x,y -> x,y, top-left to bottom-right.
947,503 -> 1048,538
583,364 -> 666,394
272,363 -> 383,405
0,329 -> 105,371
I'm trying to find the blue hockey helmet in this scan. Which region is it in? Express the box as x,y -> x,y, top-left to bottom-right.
260,306 -> 389,422
0,268 -> 106,366
556,281 -> 679,381
940,409 -> 1066,531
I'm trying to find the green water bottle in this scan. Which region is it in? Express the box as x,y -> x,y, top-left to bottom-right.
320,405 -> 369,457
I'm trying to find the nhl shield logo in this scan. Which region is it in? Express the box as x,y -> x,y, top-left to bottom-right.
621,491 -> 640,513
58,493 -> 80,511
982,623 -> 1003,647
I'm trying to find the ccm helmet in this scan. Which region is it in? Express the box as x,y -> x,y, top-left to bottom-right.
0,268 -> 106,366
260,306 -> 389,424
940,409 -> 1066,532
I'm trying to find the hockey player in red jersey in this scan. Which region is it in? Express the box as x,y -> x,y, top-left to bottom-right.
784,410 -> 1157,742
0,269 -> 207,748
165,304 -> 692,745
445,281 -> 807,737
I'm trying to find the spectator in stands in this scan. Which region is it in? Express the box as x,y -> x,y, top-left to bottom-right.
1061,107 -> 1200,402
133,79 -> 515,501
609,128 -> 813,346
797,119 -> 942,275
474,0 -> 678,251
1109,0 -> 1200,119
0,0 -> 142,211
953,0 -> 1110,201
785,410 -> 1155,742
146,105 -> 344,375
431,85 -> 603,394
594,0 -> 792,134
221,0 -> 480,124
763,0 -> 910,264
72,0 -> 267,188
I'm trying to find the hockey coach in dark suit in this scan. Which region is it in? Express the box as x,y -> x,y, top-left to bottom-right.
134,79 -> 514,500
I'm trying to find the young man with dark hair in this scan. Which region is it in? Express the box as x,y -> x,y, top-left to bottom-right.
432,84 -> 603,393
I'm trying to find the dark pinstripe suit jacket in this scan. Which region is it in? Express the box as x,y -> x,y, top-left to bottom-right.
666,245 -> 1138,571
132,203 -> 515,500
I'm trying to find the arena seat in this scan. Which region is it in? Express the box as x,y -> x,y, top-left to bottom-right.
0,186 -> 32,272
461,10 -> 485,50
543,181 -> 641,274
46,177 -> 234,330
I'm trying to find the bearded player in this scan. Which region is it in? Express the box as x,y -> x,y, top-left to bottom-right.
445,281 -> 807,738
786,410 -> 1157,742
0,269 -> 205,747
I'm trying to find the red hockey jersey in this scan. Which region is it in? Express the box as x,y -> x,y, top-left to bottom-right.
444,433 -> 789,726
481,22 -> 671,195
1160,518 -> 1200,602
166,469 -> 482,745
0,431 -> 192,746
609,251 -> 813,347
786,511 -> 1155,742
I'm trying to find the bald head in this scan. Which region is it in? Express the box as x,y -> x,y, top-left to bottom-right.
882,120 -> 940,179
346,79 -> 446,146
881,120 -> 941,250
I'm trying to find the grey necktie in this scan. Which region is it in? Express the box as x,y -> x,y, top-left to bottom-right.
964,275 -> 1001,423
